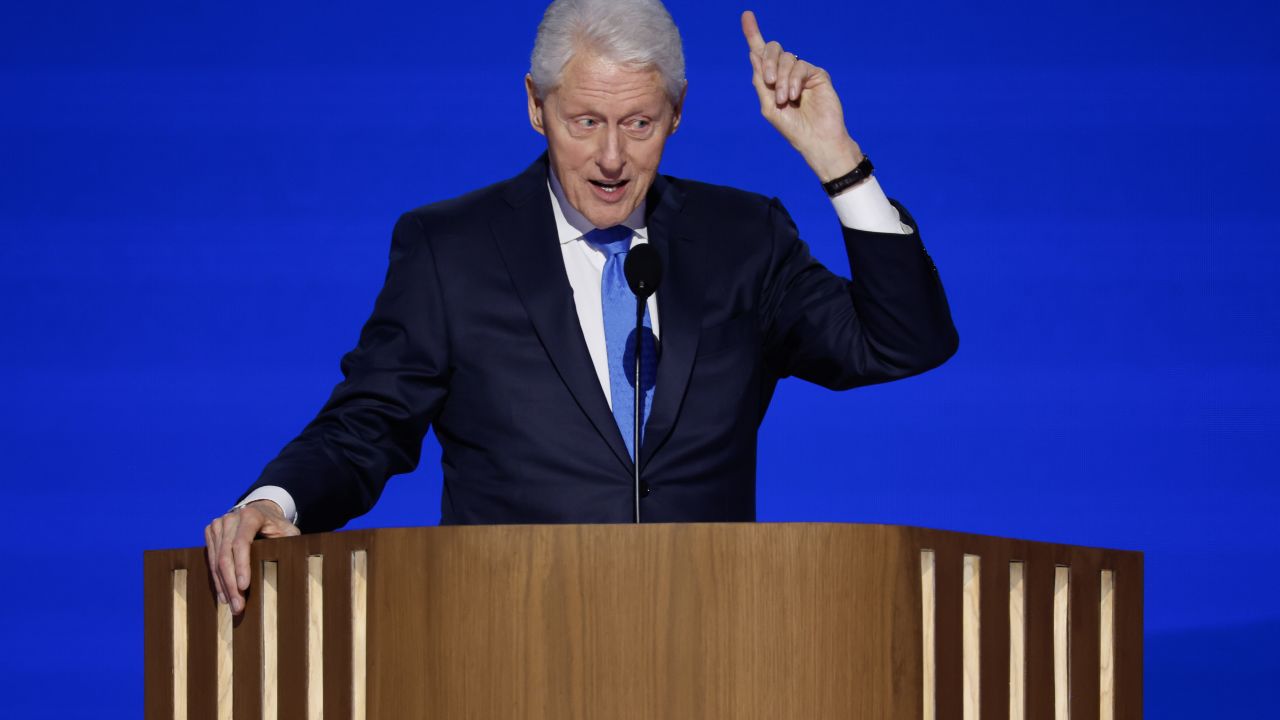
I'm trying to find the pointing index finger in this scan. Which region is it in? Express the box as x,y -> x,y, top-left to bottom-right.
741,10 -> 766,54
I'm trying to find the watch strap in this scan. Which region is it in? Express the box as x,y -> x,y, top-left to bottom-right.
822,155 -> 875,197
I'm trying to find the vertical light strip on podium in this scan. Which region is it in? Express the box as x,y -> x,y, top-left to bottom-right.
262,560 -> 279,720
919,549 -> 936,720
352,550 -> 369,720
1053,566 -> 1070,720
307,555 -> 324,720
961,554 -> 981,719
1009,561 -> 1026,720
1099,569 -> 1116,720
216,601 -> 233,720
172,568 -> 188,720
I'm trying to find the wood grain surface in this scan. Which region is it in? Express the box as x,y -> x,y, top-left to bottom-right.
143,523 -> 1143,719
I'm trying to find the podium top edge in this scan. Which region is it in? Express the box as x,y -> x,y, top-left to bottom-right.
144,521 -> 1143,557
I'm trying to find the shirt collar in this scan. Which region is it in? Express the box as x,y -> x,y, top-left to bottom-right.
548,165 -> 648,245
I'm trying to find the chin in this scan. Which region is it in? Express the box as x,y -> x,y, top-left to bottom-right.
575,195 -> 628,226
589,207 -> 631,228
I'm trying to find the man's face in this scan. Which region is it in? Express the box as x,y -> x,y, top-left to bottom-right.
526,51 -> 683,228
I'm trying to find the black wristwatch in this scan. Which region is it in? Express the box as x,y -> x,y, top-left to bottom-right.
822,155 -> 874,197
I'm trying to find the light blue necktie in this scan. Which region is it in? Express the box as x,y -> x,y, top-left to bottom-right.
583,226 -> 657,460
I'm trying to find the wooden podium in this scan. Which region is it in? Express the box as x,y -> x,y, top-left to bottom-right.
144,523 -> 1142,719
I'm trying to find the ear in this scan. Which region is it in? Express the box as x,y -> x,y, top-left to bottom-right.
525,74 -> 546,136
669,81 -> 688,135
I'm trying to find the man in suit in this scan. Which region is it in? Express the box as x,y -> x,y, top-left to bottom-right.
206,1 -> 958,614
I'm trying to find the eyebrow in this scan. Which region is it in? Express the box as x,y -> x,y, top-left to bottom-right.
555,93 -> 665,117
560,105 -> 662,120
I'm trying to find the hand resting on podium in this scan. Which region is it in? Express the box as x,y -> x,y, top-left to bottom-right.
204,500 -> 299,615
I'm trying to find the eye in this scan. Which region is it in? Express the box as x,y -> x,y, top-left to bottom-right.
575,117 -> 599,129
622,117 -> 656,138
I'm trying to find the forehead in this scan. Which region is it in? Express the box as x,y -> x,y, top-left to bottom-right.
555,52 -> 669,113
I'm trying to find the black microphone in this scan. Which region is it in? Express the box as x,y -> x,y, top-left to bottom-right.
622,243 -> 663,523
625,242 -> 663,300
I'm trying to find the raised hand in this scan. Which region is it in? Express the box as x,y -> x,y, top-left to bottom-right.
205,500 -> 299,614
741,10 -> 863,182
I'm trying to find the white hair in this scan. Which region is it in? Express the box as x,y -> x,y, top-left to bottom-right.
530,0 -> 686,103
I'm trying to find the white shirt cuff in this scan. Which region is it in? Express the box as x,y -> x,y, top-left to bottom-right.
235,486 -> 299,525
830,176 -> 913,235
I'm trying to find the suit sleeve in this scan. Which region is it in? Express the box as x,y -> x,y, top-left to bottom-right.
759,196 -> 958,389
237,212 -> 451,532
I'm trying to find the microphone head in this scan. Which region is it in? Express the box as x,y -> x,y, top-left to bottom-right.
624,243 -> 663,299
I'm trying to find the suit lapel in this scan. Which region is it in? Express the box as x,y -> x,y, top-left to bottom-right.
640,174 -> 699,469
489,155 -> 635,474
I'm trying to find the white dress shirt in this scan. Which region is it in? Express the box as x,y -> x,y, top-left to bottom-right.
549,168 -> 660,407
237,169 -> 911,524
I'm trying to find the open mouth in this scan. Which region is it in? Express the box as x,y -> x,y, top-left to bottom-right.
589,179 -> 629,195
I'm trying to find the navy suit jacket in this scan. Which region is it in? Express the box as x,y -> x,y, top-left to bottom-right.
241,154 -> 958,531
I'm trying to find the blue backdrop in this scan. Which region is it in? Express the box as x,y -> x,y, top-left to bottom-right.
3,1 -> 1276,715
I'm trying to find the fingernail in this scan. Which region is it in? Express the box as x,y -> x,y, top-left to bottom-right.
237,574 -> 247,588
232,598 -> 243,613
217,593 -> 227,605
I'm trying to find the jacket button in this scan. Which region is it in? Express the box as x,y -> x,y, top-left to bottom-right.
640,481 -> 651,498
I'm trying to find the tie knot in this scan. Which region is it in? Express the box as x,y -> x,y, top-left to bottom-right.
583,226 -> 633,258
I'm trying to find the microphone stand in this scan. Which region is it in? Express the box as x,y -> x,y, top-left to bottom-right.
633,298 -> 644,523
623,242 -> 661,524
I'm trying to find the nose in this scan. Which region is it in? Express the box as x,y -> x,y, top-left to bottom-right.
596,125 -> 625,175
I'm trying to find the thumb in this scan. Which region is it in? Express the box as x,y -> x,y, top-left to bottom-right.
748,52 -> 774,111
259,519 -> 301,538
